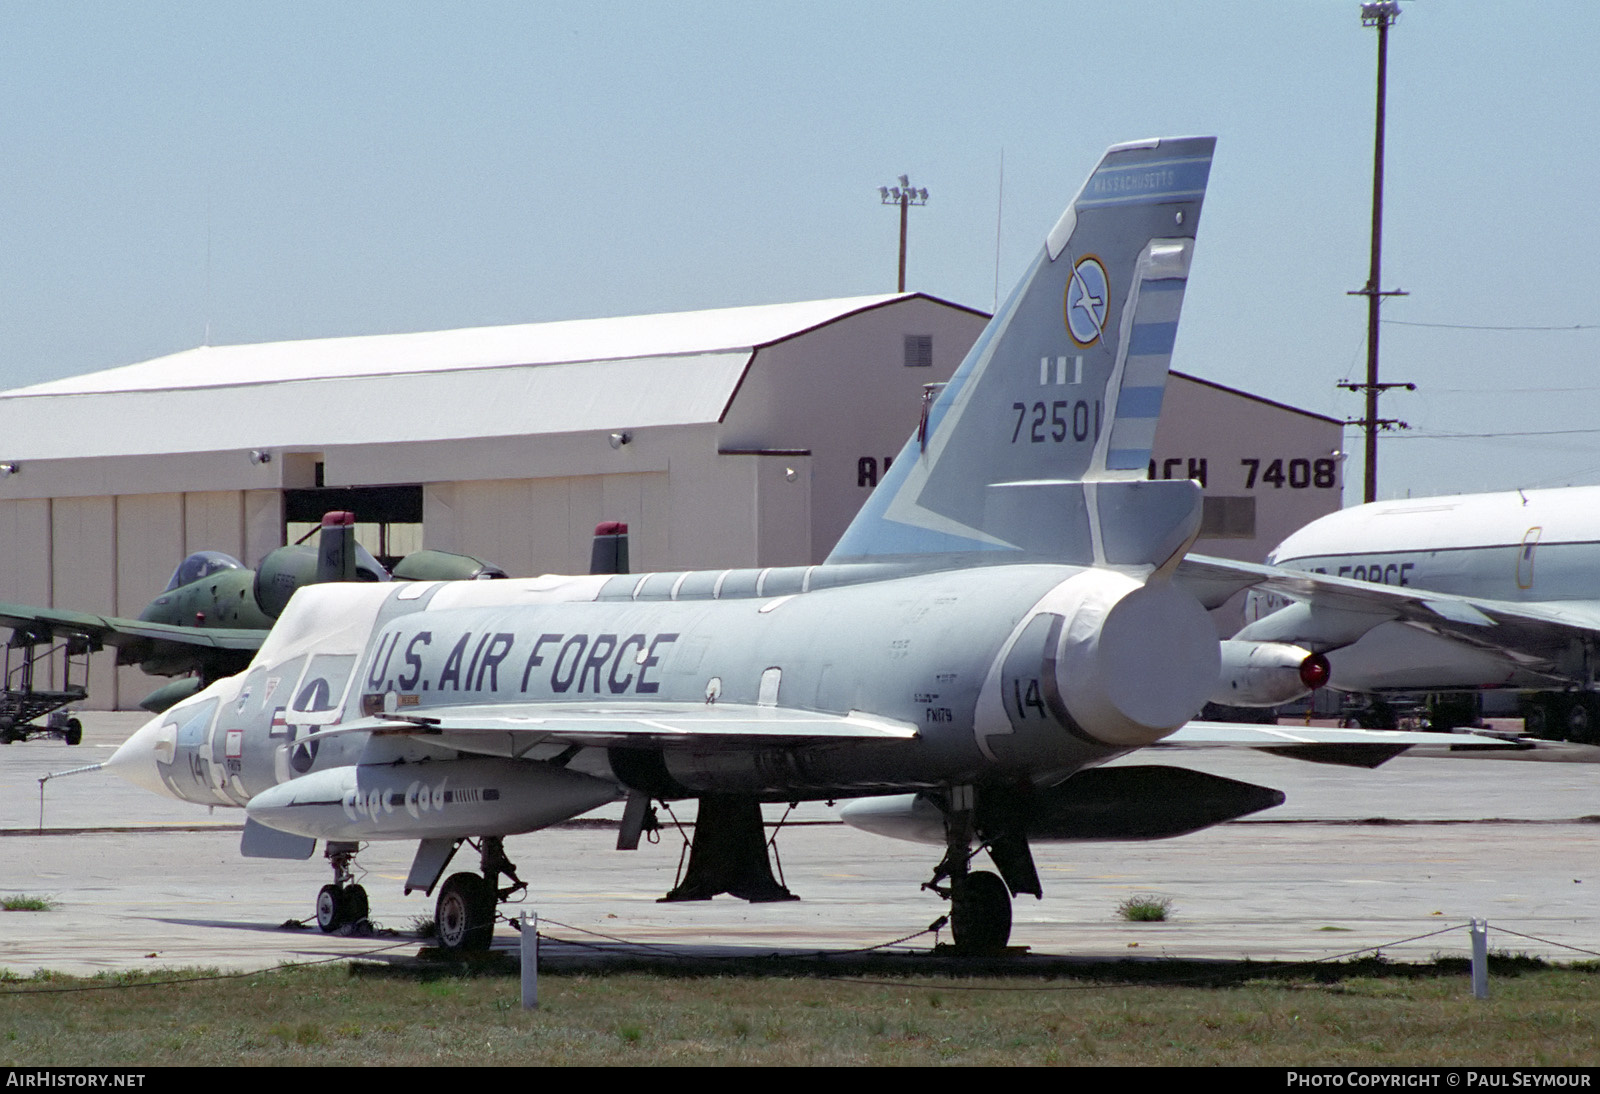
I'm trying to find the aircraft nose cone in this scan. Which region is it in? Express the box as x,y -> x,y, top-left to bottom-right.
104,713 -> 176,799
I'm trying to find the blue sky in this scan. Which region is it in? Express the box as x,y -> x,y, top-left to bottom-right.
2,1 -> 1595,503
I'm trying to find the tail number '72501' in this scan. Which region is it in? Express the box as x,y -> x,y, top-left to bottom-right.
1011,400 -> 1101,444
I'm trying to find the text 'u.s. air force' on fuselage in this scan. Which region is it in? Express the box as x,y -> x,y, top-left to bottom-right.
358,625 -> 678,702
107,135 -> 1476,956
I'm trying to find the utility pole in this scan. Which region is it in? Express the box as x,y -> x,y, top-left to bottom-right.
1342,0 -> 1412,503
879,176 -> 929,292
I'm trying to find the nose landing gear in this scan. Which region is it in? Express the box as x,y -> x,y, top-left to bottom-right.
314,842 -> 370,932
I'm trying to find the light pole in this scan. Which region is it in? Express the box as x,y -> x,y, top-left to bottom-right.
879,175 -> 929,293
1343,0 -> 1412,504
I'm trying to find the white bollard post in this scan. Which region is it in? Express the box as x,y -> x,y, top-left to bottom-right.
520,910 -> 539,1010
1470,918 -> 1489,1000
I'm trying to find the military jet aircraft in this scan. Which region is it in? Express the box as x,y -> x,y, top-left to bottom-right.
101,136 -> 1522,955
1192,486 -> 1600,740
0,514 -> 505,739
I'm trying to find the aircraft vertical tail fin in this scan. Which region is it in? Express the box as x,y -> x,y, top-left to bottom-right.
828,136 -> 1215,570
590,521 -> 631,575
316,511 -> 359,584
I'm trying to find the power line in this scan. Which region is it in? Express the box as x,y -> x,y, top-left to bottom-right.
1379,426 -> 1600,440
1382,320 -> 1598,331
1410,386 -> 1600,395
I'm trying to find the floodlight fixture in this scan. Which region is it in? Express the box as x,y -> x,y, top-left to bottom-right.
879,174 -> 930,292
1360,1 -> 1401,27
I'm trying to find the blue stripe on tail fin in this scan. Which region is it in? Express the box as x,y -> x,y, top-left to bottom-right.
828,136 -> 1215,568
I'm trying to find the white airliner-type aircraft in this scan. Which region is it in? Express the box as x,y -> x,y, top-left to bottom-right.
1214,487 -> 1600,741
102,136 -> 1519,954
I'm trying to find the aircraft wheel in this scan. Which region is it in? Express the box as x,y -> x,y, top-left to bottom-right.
1524,695 -> 1562,739
1544,694 -> 1573,740
316,884 -> 347,932
436,872 -> 495,952
1522,702 -> 1547,738
1567,698 -> 1599,744
950,870 -> 1012,954
345,884 -> 369,923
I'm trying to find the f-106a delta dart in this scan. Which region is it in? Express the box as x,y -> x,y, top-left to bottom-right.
105,137 -> 1502,953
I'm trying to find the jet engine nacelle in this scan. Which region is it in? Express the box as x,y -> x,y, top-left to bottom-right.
252,543 -> 388,618
244,757 -> 622,841
389,549 -> 508,581
1212,639 -> 1330,708
253,546 -> 324,618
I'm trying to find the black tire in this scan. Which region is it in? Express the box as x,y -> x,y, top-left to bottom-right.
949,870 -> 1012,954
1365,701 -> 1399,731
1567,701 -> 1588,740
1568,698 -> 1600,745
1524,698 -> 1552,739
435,872 -> 495,952
64,718 -> 82,746
316,884 -> 346,932
345,884 -> 369,923
1538,694 -> 1572,740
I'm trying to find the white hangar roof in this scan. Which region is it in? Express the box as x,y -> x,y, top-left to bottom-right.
0,294 -> 950,461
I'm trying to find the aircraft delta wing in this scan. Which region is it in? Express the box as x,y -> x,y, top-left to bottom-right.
102,136 -> 1520,957
352,702 -> 920,750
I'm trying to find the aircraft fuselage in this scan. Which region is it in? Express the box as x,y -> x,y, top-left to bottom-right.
113,560 -> 1219,837
1244,486 -> 1600,694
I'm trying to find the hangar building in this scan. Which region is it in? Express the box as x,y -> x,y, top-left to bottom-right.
0,294 -> 1340,709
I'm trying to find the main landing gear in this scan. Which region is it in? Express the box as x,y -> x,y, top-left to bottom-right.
924,786 -> 1041,955
434,837 -> 527,952
316,842 -> 369,932
1523,692 -> 1600,744
947,870 -> 1012,953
